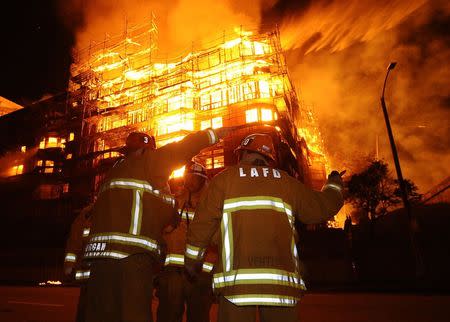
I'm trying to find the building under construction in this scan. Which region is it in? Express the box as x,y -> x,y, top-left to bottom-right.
68,22 -> 328,198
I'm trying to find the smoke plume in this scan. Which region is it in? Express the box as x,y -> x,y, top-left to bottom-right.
279,0 -> 428,55
282,0 -> 450,192
59,0 -> 265,54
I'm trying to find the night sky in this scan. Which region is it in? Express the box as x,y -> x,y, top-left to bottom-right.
0,1 -> 77,105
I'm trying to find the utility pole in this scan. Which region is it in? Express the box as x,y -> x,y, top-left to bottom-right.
375,134 -> 379,160
380,62 -> 423,278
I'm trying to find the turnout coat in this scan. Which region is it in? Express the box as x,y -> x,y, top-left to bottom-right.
84,129 -> 219,262
186,164 -> 343,306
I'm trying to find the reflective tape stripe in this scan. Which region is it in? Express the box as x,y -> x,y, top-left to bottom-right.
165,254 -> 214,273
178,209 -> 195,220
130,189 -> 143,235
185,245 -> 200,259
292,234 -> 299,273
226,294 -> 298,306
213,268 -> 304,289
82,228 -> 90,237
221,212 -> 233,272
206,129 -> 218,145
214,273 -> 301,287
185,244 -> 204,260
165,254 -> 184,266
202,262 -> 214,273
90,233 -> 159,253
221,197 -> 293,274
103,179 -> 175,206
84,250 -> 128,259
322,183 -> 343,193
64,253 -> 76,262
75,270 -> 90,280
109,179 -> 152,191
223,197 -> 294,225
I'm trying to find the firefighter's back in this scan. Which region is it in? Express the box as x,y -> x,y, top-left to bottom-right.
210,164 -> 306,304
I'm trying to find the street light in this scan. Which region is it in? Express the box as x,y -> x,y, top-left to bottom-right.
380,62 -> 423,277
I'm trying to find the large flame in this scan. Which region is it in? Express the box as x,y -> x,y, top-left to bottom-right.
61,0 -> 450,228
70,25 -> 325,154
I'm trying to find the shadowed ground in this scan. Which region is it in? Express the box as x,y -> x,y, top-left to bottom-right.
1,286 -> 449,322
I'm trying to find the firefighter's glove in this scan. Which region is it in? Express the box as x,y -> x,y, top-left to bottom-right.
328,170 -> 344,189
184,257 -> 202,281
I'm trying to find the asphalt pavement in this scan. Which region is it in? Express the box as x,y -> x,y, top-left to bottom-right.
1,286 -> 449,322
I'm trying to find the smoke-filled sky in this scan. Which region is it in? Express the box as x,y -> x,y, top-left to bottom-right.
0,0 -> 448,192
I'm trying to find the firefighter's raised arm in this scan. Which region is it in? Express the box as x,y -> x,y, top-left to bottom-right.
144,129 -> 219,182
292,170 -> 344,224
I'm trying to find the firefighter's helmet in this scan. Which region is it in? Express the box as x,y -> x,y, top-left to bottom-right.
123,132 -> 156,154
234,133 -> 276,161
185,161 -> 208,179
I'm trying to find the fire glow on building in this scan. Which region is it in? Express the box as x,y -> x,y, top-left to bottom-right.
68,21 -> 334,224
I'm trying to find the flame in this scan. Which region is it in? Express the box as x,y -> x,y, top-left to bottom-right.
39,280 -> 62,286
70,25 -> 329,197
60,0 -> 450,208
170,166 -> 186,179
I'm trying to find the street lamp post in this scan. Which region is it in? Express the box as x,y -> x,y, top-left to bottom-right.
380,62 -> 423,277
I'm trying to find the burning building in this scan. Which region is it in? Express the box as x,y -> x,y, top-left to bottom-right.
68,22 -> 328,200
0,21 -> 335,283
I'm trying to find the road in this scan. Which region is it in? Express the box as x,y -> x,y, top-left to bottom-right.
1,286 -> 449,322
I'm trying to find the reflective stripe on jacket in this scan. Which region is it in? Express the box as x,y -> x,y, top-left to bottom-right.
64,204 -> 93,279
186,164 -> 343,306
162,185 -> 217,273
85,130 -> 219,261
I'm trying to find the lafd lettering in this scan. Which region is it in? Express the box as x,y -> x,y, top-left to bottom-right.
239,167 -> 282,179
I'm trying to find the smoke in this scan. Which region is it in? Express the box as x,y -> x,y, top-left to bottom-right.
58,0 -> 265,54
279,0 -> 428,55
283,0 -> 450,192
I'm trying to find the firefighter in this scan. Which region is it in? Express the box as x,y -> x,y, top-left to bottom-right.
184,133 -> 344,322
69,132 -> 154,322
82,128 -> 227,322
64,203 -> 93,322
157,161 -> 217,322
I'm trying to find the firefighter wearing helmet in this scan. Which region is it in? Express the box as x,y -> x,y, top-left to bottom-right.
123,132 -> 156,154
157,161 -> 217,322
82,128 -> 230,322
63,202 -> 93,322
184,133 -> 344,322
72,132 -> 154,321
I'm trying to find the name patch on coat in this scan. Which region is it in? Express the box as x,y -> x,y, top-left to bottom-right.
85,242 -> 106,252
239,167 -> 281,178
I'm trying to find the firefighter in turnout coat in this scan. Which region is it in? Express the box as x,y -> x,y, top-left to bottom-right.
185,133 -> 344,322
64,203 -> 94,282
157,161 -> 217,322
82,128 -> 224,322
64,203 -> 93,322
